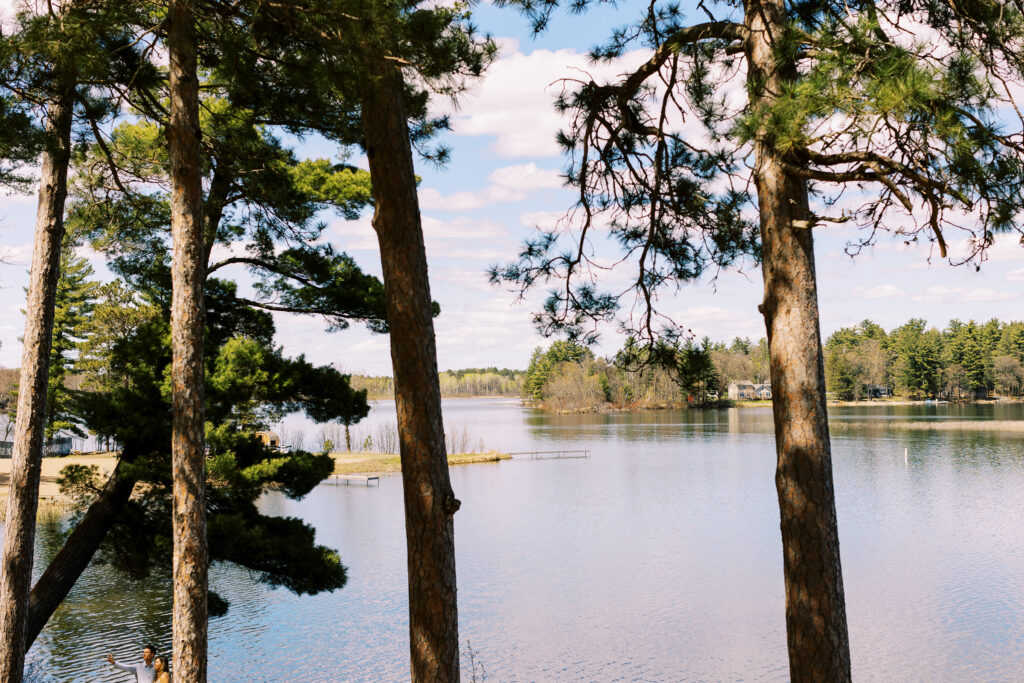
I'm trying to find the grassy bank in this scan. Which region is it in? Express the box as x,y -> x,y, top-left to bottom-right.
331,450 -> 510,475
0,496 -> 75,522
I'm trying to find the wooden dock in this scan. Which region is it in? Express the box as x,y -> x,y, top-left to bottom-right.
326,474 -> 380,486
505,449 -> 590,460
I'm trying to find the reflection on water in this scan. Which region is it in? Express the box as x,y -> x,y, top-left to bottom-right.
13,399 -> 1024,681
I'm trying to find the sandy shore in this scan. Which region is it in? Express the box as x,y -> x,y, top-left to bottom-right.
0,450 -> 512,498
0,453 -> 118,499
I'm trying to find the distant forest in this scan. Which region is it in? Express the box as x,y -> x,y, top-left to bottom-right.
519,317 -> 1024,411
351,367 -> 524,400
823,318 -> 1024,400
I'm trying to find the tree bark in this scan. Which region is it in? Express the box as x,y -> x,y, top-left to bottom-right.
362,64 -> 461,682
745,0 -> 851,678
0,82 -> 74,683
25,456 -> 137,648
167,1 -> 208,680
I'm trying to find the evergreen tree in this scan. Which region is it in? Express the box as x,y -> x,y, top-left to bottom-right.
892,319 -> 942,398
494,0 -> 1024,675
0,3 -> 157,677
46,244 -> 99,439
825,346 -> 858,401
674,337 -> 719,404
166,0 -> 209,675
218,6 -> 495,673
944,321 -> 988,394
524,340 -> 594,401
997,322 -> 1024,361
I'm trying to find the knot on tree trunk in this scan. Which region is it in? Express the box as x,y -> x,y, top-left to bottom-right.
444,495 -> 461,515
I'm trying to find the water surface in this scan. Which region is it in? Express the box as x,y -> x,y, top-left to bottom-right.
20,400 -> 1024,681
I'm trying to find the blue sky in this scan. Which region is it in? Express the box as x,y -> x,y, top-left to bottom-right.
0,0 -> 1021,376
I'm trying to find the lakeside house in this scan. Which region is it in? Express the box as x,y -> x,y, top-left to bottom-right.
728,381 -> 772,400
865,383 -> 892,398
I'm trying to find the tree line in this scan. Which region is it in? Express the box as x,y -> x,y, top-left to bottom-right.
825,318 -> 1024,400
523,338 -> 725,411
526,317 -> 1024,413
351,368 -> 524,400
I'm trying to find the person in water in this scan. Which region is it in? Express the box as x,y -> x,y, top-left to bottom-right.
153,655 -> 171,683
106,644 -> 156,683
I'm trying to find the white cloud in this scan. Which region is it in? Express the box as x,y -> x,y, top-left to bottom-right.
328,216 -> 379,252
852,285 -> 906,299
975,234 -> 1024,264
434,296 -> 542,368
422,215 -> 507,241
910,286 -> 1017,304
518,209 -> 565,229
487,163 -> 563,192
418,162 -> 563,211
957,288 -> 1018,303
0,241 -> 32,265
433,266 -> 496,292
669,305 -> 762,341
1007,268 -> 1024,282
443,45 -> 649,158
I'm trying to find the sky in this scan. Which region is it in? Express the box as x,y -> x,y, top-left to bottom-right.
0,1 -> 1021,376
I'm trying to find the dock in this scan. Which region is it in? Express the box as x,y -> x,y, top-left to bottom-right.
506,449 -> 590,460
326,474 -> 380,486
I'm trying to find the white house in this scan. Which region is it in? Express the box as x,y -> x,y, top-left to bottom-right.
728,381 -> 756,400
728,381 -> 771,400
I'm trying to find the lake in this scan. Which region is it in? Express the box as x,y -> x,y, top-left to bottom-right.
20,399 -> 1024,681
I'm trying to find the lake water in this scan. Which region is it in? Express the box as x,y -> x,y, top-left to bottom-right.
19,399 -> 1024,681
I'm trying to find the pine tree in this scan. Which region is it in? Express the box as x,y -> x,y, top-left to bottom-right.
494,0 -> 1024,677
46,244 -> 99,439
892,320 -> 941,398
0,4 -> 159,676
166,0 -> 208,676
0,6 -> 81,679
215,4 -> 495,676
15,3 -> 391,646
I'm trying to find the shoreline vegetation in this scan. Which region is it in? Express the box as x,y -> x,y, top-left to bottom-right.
410,317 -> 1024,415
346,318 -> 1024,418
351,368 -> 524,401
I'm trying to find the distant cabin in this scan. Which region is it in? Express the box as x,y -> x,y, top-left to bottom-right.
728,381 -> 755,400
256,431 -> 281,450
865,384 -> 892,398
728,381 -> 771,400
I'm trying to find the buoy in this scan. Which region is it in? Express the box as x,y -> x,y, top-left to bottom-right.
904,447 -> 908,466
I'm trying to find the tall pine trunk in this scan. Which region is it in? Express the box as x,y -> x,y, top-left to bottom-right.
0,82 -> 74,683
362,64 -> 461,682
745,0 -> 851,678
167,1 -> 208,679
